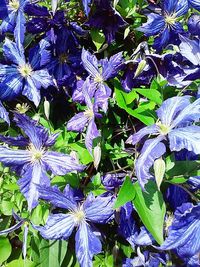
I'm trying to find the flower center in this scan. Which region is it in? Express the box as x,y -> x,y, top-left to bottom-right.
59,53 -> 69,64
9,0 -> 19,10
84,109 -> 94,119
156,121 -> 171,135
165,14 -> 177,26
18,64 -> 33,78
94,74 -> 104,83
15,103 -> 30,114
73,208 -> 85,224
28,144 -> 45,163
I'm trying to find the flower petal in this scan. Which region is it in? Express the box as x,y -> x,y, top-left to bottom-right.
81,48 -> 99,78
3,38 -> 25,65
67,112 -> 89,132
85,119 -> 100,154
179,35 -> 200,65
169,126 -> 200,154
36,213 -> 75,240
14,10 -> 26,47
0,146 -> 30,167
0,101 -> 9,124
22,77 -> 41,107
137,14 -> 165,36
135,136 -> 166,190
44,151 -> 85,175
75,223 -> 102,267
0,134 -> 28,146
101,52 -> 124,80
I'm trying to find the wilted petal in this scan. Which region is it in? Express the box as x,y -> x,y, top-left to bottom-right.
75,223 -> 102,267
171,98 -> 200,127
44,151 -> 85,175
67,112 -> 89,132
156,95 -> 191,126
84,193 -> 114,223
179,35 -> 200,65
169,126 -> 200,154
126,125 -> 159,145
3,38 -> 25,65
160,203 -> 200,257
18,162 -> 50,210
37,213 -> 75,240
135,136 -> 166,190
81,48 -> 99,78
38,185 -> 77,211
0,146 -> 30,167
85,119 -> 100,154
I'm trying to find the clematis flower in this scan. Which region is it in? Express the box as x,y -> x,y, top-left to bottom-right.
188,14 -> 200,37
188,0 -> 200,11
126,95 -> 200,189
0,38 -> 53,106
82,0 -> 92,16
137,0 -> 188,51
35,184 -> 115,267
67,79 -> 101,154
160,202 -> 200,258
0,0 -> 28,46
86,0 -> 127,44
0,113 -> 85,210
81,48 -> 124,112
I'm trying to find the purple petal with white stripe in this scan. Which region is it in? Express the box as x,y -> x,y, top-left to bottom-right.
85,119 -> 100,154
81,48 -> 99,78
0,146 -> 30,167
67,112 -> 89,132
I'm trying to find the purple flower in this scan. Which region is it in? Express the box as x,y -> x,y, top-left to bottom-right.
0,38 -> 53,106
67,79 -> 100,154
0,0 -> 28,46
127,96 -> 200,189
0,113 -> 85,210
189,0 -> 200,11
160,202 -> 200,258
35,185 -> 115,267
188,14 -> 200,37
137,0 -> 188,50
86,0 -> 127,44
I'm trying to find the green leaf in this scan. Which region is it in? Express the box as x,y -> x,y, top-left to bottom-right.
114,176 -> 135,209
69,142 -> 93,164
39,239 -> 68,267
90,29 -> 105,51
133,181 -> 166,244
0,237 -> 12,264
134,88 -> 162,105
6,259 -> 36,267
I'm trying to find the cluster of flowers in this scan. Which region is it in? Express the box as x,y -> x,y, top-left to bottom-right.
0,0 -> 199,266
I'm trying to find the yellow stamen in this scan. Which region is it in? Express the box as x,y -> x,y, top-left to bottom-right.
9,0 -> 19,10
18,64 -> 33,78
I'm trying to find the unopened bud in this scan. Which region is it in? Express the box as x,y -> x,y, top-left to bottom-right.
93,144 -> 101,169
154,157 -> 165,190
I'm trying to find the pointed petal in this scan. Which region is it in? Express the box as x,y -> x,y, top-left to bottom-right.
14,10 -> 26,47
44,151 -> 85,175
3,38 -> 25,65
38,185 -> 77,211
36,213 -> 75,240
135,136 -> 166,190
31,69 -> 53,89
84,194 -> 114,223
18,162 -> 50,210
169,126 -> 200,154
0,220 -> 24,235
0,146 -> 30,167
75,223 -> 102,267
101,52 -> 124,80
85,119 -> 100,154
67,112 -> 89,132
22,77 -> 41,107
126,125 -> 159,145
156,96 -> 191,126
137,14 -> 165,36
171,98 -> 200,127
94,84 -> 111,113
175,0 -> 189,17
0,134 -> 28,146
81,48 -> 99,78
22,223 -> 28,259
179,35 -> 200,65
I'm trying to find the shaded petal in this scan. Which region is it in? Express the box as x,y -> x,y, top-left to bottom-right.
153,27 -> 170,51
14,10 -> 26,47
82,0 -> 92,16
85,119 -> 100,154
156,95 -> 191,126
169,126 -> 200,154
126,125 -> 160,145
179,35 -> 200,65
135,136 -> 166,190
44,151 -> 85,175
18,162 -> 50,210
24,3 -> 49,16
75,223 -> 102,267
135,227 -> 154,246
36,213 -> 75,240
101,52 -> 124,80
13,113 -> 49,149
172,97 -> 200,127
160,203 -> 200,257
95,83 -> 111,113
0,0 -> 8,19
3,38 -> 25,65
189,0 -> 200,11
137,14 -> 165,36
0,146 -> 30,167
81,48 -> 99,78
163,0 -> 177,13
0,101 -> 9,124
67,112 -> 89,132
45,132 -> 60,147
0,134 -> 28,146
22,77 -> 41,107
84,193 -> 114,223
38,185 -> 77,211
